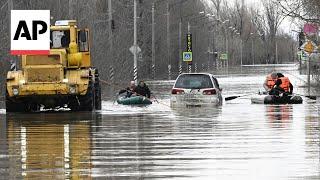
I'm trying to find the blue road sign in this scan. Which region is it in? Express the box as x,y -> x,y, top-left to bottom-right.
183,52 -> 192,62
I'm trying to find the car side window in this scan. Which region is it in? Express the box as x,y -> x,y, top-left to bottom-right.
212,76 -> 220,89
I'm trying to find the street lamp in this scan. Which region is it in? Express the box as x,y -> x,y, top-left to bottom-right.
236,32 -> 243,66
250,32 -> 254,65
219,19 -> 230,68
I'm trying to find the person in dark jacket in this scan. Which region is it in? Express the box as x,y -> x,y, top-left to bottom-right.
119,81 -> 136,98
269,78 -> 284,96
134,81 -> 151,98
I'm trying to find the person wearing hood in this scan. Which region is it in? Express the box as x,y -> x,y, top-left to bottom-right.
134,81 -> 151,98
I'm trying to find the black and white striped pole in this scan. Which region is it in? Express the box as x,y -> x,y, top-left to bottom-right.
109,66 -> 114,82
168,64 -> 171,80
179,64 -> 182,75
10,60 -> 16,71
133,65 -> 138,83
152,64 -> 155,79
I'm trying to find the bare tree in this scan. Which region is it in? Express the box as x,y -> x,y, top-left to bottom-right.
263,0 -> 284,63
278,0 -> 320,23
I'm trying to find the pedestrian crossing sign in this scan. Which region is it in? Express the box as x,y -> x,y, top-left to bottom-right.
183,52 -> 192,62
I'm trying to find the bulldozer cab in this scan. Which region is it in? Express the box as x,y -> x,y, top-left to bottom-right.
45,20 -> 91,68
50,21 -> 89,53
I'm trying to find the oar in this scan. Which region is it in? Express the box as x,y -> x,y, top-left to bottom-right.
113,93 -> 119,104
225,93 -> 254,101
294,93 -> 317,100
151,94 -> 160,103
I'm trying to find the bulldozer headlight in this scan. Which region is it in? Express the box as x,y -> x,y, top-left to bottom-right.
69,86 -> 77,94
80,70 -> 90,78
6,75 -> 15,80
12,88 -> 19,96
19,79 -> 25,85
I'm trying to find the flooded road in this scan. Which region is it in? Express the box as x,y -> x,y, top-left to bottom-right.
0,65 -> 319,179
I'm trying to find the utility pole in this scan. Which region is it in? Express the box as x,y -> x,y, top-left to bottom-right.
166,2 -> 171,80
240,38 -> 243,66
226,34 -> 228,69
133,0 -> 138,84
152,3 -> 155,79
225,27 -> 228,68
252,36 -> 254,65
178,0 -> 183,75
108,0 -> 113,56
108,0 -> 114,83
212,23 -> 216,70
69,0 -> 73,19
275,39 -> 278,64
178,18 -> 182,74
207,24 -> 210,71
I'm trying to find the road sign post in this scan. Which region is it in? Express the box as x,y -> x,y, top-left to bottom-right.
186,33 -> 192,73
300,40 -> 318,95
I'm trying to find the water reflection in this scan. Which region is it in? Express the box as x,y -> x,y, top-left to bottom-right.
171,107 -> 222,118
4,113 -> 99,179
266,105 -> 292,128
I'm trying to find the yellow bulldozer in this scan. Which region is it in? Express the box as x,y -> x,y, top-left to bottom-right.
6,20 -> 101,112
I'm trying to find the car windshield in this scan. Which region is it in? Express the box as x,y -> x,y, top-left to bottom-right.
174,74 -> 213,89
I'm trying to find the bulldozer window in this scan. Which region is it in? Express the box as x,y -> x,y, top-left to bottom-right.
78,30 -> 89,52
51,30 -> 70,49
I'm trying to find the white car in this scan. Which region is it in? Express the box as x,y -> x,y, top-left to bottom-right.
170,73 -> 223,107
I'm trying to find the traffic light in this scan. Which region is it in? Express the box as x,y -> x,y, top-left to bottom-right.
111,19 -> 115,30
214,52 -> 218,58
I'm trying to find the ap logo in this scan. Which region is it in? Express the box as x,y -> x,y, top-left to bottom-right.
11,10 -> 50,55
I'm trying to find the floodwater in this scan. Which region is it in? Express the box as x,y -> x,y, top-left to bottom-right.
0,65 -> 319,179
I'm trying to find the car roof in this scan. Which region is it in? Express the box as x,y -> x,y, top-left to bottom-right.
179,73 -> 214,76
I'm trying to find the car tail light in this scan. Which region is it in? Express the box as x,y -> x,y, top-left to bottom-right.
203,89 -> 216,95
172,88 -> 185,95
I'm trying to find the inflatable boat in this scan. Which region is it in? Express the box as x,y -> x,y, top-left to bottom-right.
117,96 -> 152,105
251,94 -> 303,104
